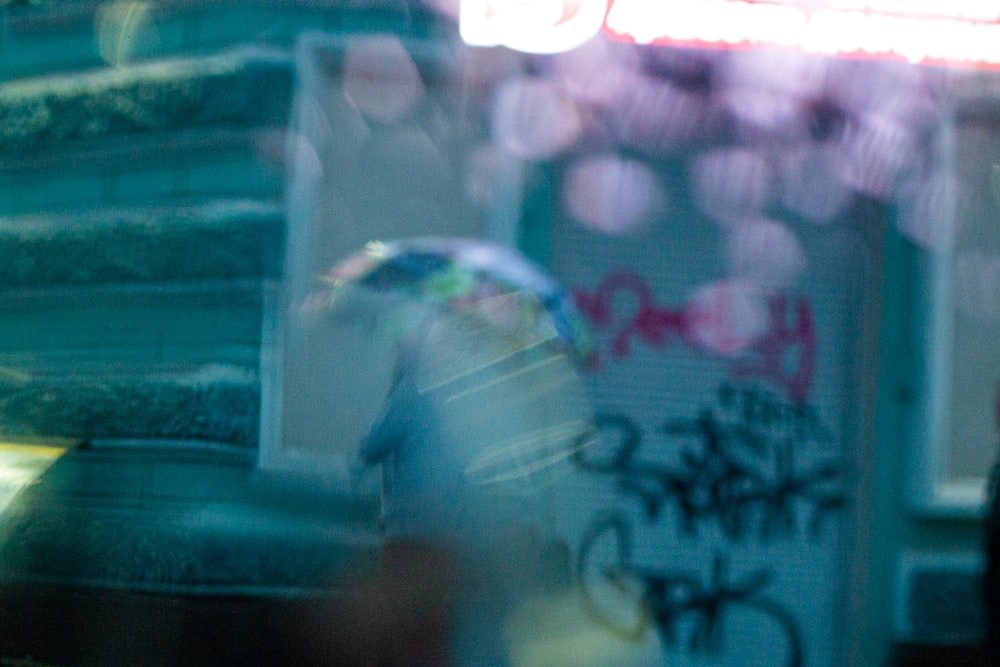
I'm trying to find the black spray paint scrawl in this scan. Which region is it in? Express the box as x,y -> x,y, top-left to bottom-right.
573,383 -> 846,540
576,511 -> 804,667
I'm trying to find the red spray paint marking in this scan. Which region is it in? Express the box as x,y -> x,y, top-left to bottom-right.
731,296 -> 816,403
573,270 -> 687,358
573,271 -> 817,402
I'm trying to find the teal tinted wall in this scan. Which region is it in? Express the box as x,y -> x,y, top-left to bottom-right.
0,3 -> 990,665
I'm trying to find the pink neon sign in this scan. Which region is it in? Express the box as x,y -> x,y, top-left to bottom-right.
461,0 -> 1000,67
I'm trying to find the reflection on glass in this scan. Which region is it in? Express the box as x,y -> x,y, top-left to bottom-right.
0,443 -> 67,515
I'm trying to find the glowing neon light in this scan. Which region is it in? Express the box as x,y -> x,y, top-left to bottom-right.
461,0 -> 1000,67
460,0 -> 609,54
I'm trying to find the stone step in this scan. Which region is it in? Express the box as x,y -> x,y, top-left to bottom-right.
0,199 -> 283,447
0,46 -> 295,165
0,0 -> 432,80
0,199 -> 284,288
0,442 -> 381,593
0,363 -> 261,447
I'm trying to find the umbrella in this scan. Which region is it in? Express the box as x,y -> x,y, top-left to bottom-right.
316,237 -> 597,370
312,239 -> 598,664
310,237 -> 597,502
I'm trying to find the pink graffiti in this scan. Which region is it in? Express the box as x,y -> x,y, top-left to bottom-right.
573,271 -> 686,357
573,271 -> 817,401
731,296 -> 816,403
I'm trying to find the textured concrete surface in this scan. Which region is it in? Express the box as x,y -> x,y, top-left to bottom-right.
0,364 -> 261,446
0,200 -> 284,287
0,48 -> 294,156
0,443 -> 381,592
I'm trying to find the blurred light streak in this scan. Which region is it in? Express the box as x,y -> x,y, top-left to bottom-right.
461,0 -> 1000,69
95,1 -> 156,67
606,73 -> 708,154
419,328 -> 559,394
833,112 -> 915,198
0,367 -> 30,385
491,76 -> 583,159
464,419 -> 595,486
562,155 -> 662,235
442,351 -> 570,405
0,443 -> 67,515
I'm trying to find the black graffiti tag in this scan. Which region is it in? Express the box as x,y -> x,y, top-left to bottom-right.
577,511 -> 804,667
573,399 -> 844,540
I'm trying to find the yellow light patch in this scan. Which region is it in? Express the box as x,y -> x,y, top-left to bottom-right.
0,442 -> 68,458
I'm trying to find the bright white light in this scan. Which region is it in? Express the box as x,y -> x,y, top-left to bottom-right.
0,444 -> 67,515
466,0 -> 1000,68
606,0 -> 808,47
845,0 -> 1000,21
460,0 -> 609,54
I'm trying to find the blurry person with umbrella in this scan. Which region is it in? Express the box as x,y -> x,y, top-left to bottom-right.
309,237 -> 596,666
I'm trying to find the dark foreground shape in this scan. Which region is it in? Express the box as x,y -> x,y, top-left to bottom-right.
0,443 -> 386,666
0,582 -> 371,666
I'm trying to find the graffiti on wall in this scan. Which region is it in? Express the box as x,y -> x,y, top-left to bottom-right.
565,261 -> 848,665
571,378 -> 844,665
577,511 -> 805,667
573,271 -> 817,401
573,384 -> 845,540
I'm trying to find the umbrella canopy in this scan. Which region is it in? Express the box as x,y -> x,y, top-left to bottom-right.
317,237 -> 596,370
306,236 -> 597,504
